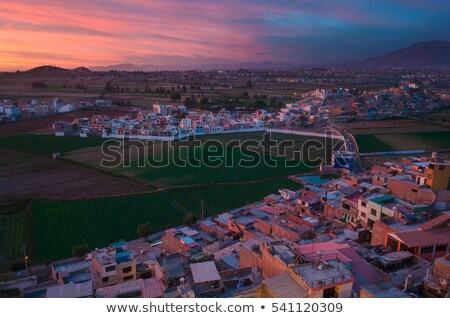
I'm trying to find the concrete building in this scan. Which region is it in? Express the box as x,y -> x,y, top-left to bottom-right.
91,241 -> 137,290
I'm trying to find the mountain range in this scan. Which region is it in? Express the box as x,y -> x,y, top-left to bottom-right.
20,41 -> 450,74
349,40 -> 450,69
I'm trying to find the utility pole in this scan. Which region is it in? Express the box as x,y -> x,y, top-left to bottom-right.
23,243 -> 29,275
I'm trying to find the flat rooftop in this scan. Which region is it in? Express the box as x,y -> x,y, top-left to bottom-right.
53,259 -> 92,275
293,260 -> 353,289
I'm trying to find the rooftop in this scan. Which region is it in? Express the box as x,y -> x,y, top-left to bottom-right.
262,271 -> 308,298
293,260 -> 353,289
96,280 -> 143,298
190,261 -> 221,283
46,280 -> 92,298
361,281 -> 410,298
389,227 -> 450,247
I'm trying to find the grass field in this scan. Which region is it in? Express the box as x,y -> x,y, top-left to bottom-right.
31,177 -> 300,261
356,131 -> 450,153
67,132 -> 339,187
0,134 -> 107,156
0,132 -> 332,263
342,119 -> 448,135
120,146 -> 313,187
0,201 -> 32,260
355,135 -> 395,153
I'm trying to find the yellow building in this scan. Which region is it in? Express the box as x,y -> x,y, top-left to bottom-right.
426,162 -> 450,191
91,241 -> 137,290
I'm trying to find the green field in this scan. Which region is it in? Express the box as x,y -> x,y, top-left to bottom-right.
32,177 -> 300,261
1,132 -> 333,263
356,131 -> 450,153
0,201 -> 32,260
119,146 -> 313,187
67,132 -> 339,187
406,131 -> 450,148
355,135 -> 394,153
0,134 -> 107,156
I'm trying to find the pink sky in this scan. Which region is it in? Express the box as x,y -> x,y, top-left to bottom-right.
0,0 -> 448,70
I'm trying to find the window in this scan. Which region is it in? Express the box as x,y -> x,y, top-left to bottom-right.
436,244 -> 448,252
105,265 -> 116,272
123,266 -> 132,274
361,201 -> 367,208
343,203 -> 351,210
439,165 -> 445,171
102,277 -> 109,283
429,163 -> 434,169
123,275 -> 133,281
370,209 -> 377,216
360,212 -> 367,218
411,189 -> 418,193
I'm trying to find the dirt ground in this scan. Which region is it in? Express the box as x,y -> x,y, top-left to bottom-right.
0,149 -> 150,200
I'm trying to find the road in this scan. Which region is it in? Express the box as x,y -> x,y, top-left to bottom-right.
327,122 -> 365,174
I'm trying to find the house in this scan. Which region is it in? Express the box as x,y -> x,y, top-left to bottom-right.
188,261 -> 223,297
95,278 -> 163,298
154,253 -> 185,290
90,241 -> 137,290
384,212 -> 450,261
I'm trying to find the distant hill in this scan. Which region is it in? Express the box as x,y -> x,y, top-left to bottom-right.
354,41 -> 450,69
23,65 -> 93,77
89,61 -> 294,72
19,41 -> 450,74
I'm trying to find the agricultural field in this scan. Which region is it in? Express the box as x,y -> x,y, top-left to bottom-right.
0,149 -> 150,200
32,177 -> 300,261
64,132 -> 340,188
67,132 -> 340,169
0,134 -> 108,156
0,131 -> 337,263
0,201 -> 32,261
354,135 -> 394,153
118,145 -> 313,187
341,119 -> 448,135
417,111 -> 450,123
355,131 -> 450,153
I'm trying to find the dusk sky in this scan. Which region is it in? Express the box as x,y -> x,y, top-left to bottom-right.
0,0 -> 449,71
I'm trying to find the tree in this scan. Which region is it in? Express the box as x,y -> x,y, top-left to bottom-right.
137,223 -> 151,238
245,79 -> 253,89
105,81 -> 114,92
32,81 -> 48,88
170,92 -> 181,102
183,213 -> 197,226
72,244 -> 89,257
254,98 -> 267,109
200,96 -> 209,105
